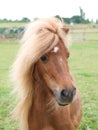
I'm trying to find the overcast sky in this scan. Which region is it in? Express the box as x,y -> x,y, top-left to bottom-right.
0,0 -> 97,21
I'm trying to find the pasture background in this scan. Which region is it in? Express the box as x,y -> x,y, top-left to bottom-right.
0,23 -> 98,130
1,22 -> 98,42
0,22 -> 27,28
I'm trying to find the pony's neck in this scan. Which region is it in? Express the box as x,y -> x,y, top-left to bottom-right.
28,66 -> 55,129
28,66 -> 76,130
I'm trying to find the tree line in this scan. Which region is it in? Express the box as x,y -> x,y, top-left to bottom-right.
0,7 -> 98,24
0,17 -> 30,23
56,7 -> 92,24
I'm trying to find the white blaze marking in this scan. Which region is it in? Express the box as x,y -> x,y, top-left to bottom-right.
52,47 -> 59,53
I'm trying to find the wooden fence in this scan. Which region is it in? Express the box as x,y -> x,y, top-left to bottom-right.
0,24 -> 98,42
70,25 -> 98,42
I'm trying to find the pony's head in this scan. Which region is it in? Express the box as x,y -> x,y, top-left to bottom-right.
11,17 -> 75,130
35,39 -> 76,106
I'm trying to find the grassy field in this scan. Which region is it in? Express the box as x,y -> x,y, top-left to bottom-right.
0,22 -> 27,28
0,41 -> 98,130
69,42 -> 98,130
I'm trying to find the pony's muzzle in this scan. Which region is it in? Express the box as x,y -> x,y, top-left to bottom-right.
54,87 -> 76,106
60,87 -> 76,102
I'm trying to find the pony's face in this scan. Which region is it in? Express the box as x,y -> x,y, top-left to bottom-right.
36,41 -> 76,106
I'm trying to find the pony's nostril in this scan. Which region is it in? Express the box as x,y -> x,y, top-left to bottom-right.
61,89 -> 69,99
72,87 -> 76,96
61,88 -> 76,101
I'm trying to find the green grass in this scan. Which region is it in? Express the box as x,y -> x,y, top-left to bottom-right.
69,42 -> 98,130
0,41 -> 98,130
0,41 -> 19,130
0,22 -> 27,28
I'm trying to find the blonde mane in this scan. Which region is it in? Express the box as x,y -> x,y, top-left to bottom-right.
11,17 -> 70,130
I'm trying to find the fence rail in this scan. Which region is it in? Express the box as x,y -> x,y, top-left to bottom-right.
70,25 -> 98,42
71,31 -> 98,42
0,25 -> 98,42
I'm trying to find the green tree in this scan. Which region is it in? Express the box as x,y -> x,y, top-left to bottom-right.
21,17 -> 30,22
71,15 -> 81,23
96,19 -> 98,24
79,7 -> 85,21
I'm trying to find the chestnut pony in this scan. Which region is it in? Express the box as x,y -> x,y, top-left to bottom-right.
11,18 -> 82,130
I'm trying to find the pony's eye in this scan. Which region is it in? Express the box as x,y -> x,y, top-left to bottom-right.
40,55 -> 48,62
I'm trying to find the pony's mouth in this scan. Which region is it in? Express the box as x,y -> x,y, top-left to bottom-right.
58,102 -> 69,106
56,97 -> 73,106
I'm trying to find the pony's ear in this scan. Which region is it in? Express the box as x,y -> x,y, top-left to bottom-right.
62,27 -> 69,34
